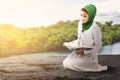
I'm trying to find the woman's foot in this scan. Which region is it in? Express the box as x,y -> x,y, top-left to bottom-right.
98,65 -> 108,71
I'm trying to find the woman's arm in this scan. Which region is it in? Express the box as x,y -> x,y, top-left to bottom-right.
84,25 -> 102,54
78,20 -> 82,40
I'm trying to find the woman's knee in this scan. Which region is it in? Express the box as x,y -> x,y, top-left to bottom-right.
63,59 -> 67,66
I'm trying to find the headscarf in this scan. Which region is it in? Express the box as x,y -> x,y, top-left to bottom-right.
81,4 -> 97,32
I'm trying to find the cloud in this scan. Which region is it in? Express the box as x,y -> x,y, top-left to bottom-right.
92,0 -> 120,24
95,12 -> 120,24
95,0 -> 120,13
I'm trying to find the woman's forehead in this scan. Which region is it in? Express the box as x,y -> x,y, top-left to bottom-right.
81,11 -> 88,15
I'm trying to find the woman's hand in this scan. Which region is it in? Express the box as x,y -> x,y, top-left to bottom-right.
76,48 -> 84,55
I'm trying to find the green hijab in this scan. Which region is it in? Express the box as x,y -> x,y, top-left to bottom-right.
81,4 -> 97,32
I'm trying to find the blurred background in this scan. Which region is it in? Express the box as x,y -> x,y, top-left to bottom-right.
0,0 -> 119,57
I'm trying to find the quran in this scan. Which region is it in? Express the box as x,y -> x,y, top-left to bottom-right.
63,42 -> 93,50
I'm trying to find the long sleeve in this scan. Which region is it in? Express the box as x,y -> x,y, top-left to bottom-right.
84,24 -> 102,54
78,21 -> 82,40
93,25 -> 102,51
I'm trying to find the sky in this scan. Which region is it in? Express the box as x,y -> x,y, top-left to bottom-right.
0,0 -> 120,27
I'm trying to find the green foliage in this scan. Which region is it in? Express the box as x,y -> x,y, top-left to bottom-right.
0,20 -> 120,57
96,21 -> 120,45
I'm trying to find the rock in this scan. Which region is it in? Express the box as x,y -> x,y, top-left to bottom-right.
0,54 -> 119,80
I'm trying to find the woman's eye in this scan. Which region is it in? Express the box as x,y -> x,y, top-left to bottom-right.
84,16 -> 87,17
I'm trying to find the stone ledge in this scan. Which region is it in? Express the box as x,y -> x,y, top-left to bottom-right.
0,55 -> 119,80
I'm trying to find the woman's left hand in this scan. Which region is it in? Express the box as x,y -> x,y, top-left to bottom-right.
76,48 -> 84,55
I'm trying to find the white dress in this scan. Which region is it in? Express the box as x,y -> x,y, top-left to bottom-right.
63,21 -> 108,72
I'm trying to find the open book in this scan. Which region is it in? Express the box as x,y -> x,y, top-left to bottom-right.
63,42 -> 93,51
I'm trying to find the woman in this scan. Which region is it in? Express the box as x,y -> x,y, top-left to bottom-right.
63,4 -> 108,72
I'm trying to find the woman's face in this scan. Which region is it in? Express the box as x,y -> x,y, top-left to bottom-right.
80,11 -> 88,23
